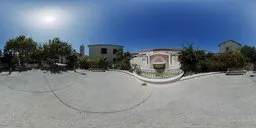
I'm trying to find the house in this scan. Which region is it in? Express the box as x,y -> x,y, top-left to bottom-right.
131,53 -> 139,57
58,55 -> 67,64
130,48 -> 182,70
219,40 -> 242,53
88,44 -> 123,62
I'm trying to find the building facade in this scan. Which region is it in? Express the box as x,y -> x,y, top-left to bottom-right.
219,40 -> 242,53
58,56 -> 67,64
131,48 -> 182,70
88,44 -> 123,62
80,44 -> 85,56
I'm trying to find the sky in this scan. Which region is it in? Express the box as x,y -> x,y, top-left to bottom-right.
0,0 -> 256,54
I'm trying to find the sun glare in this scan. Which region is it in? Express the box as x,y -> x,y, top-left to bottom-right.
23,7 -> 71,29
43,16 -> 57,24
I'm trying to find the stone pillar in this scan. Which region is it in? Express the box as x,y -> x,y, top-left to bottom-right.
169,54 -> 171,69
147,55 -> 150,69
172,55 -> 175,69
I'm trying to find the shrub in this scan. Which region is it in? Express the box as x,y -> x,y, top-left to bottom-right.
79,57 -> 89,69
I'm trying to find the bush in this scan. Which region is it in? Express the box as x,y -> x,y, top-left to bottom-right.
88,57 -> 109,70
78,57 -> 89,69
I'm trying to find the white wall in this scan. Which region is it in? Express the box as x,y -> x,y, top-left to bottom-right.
219,41 -> 242,53
58,56 -> 67,64
88,45 -> 123,62
131,51 -> 181,70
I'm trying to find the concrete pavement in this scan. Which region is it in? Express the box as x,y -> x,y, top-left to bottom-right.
0,70 -> 256,128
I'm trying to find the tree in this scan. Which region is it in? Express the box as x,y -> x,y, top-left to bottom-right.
78,56 -> 89,69
178,44 -> 197,74
194,50 -> 207,72
0,49 -> 2,57
66,50 -> 78,70
30,44 -> 44,65
96,56 -> 108,70
120,52 -> 132,70
4,35 -> 37,65
241,45 -> 256,63
223,51 -> 245,69
44,38 -> 72,62
114,48 -> 132,70
178,44 -> 246,74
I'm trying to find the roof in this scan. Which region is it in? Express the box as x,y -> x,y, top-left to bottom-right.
212,52 -> 224,56
131,53 -> 139,57
139,48 -> 182,53
88,44 -> 123,47
218,40 -> 242,47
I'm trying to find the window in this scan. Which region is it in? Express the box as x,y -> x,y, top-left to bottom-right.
226,47 -> 229,52
113,49 -> 117,54
101,48 -> 107,54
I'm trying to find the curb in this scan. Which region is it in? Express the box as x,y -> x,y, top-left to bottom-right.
180,72 -> 222,81
110,70 -> 135,76
133,71 -> 184,84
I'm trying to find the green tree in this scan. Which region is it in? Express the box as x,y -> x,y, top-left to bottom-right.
0,49 -> 2,57
224,51 -> 245,69
4,35 -> 37,65
194,50 -> 207,72
178,44 -> 197,74
241,45 -> 256,63
31,44 -> 44,65
241,45 -> 256,62
78,56 -> 89,69
120,52 -> 132,70
45,38 -> 72,62
95,56 -> 108,70
114,48 -> 132,70
67,50 -> 78,70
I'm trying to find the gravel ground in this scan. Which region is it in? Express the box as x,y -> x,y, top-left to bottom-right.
0,70 -> 256,128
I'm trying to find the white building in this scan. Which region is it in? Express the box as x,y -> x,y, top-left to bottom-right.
131,48 -> 181,70
58,55 -> 67,64
88,44 -> 123,62
218,40 -> 242,53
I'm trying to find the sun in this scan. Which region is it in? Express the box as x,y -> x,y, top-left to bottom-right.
23,7 -> 73,29
43,16 -> 57,24
35,10 -> 61,27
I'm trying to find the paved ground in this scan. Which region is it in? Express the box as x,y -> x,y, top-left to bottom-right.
0,70 -> 256,128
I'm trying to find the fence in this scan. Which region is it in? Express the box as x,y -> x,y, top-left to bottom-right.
136,69 -> 182,79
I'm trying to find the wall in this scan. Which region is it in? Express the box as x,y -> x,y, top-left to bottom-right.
130,50 -> 181,70
149,54 -> 169,69
58,56 -> 67,64
88,45 -> 123,62
219,41 -> 242,53
170,55 -> 180,69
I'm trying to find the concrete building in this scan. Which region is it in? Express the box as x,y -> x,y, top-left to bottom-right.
88,44 -> 123,62
130,48 -> 182,70
219,40 -> 242,53
80,44 -> 85,56
58,56 -> 67,64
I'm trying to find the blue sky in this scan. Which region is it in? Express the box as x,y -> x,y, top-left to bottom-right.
0,0 -> 256,54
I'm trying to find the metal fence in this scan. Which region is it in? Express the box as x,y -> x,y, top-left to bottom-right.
136,69 -> 182,79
